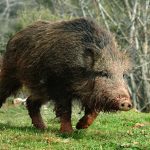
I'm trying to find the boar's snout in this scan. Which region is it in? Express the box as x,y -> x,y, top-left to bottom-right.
112,87 -> 133,111
119,100 -> 132,111
116,92 -> 132,111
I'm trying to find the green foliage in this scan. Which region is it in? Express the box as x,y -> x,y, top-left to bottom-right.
0,20 -> 17,53
0,106 -> 150,149
0,6 -> 70,54
0,36 -> 7,54
16,7 -> 66,30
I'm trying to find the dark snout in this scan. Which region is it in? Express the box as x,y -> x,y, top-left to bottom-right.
116,89 -> 133,111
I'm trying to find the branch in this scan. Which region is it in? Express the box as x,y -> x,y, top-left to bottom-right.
96,0 -> 110,31
140,102 -> 150,112
124,0 -> 132,19
142,0 -> 150,54
97,0 -> 117,25
79,0 -> 87,17
134,61 -> 150,70
1,0 -> 10,18
129,0 -> 138,41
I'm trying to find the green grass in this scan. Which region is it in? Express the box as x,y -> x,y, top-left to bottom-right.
0,104 -> 150,150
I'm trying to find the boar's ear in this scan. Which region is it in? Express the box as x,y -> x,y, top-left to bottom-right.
124,45 -> 137,66
85,44 -> 101,61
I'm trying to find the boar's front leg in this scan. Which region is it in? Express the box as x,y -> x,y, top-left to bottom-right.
55,99 -> 73,133
76,106 -> 99,129
26,96 -> 46,130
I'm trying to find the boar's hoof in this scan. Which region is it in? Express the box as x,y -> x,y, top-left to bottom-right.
31,116 -> 47,130
60,126 -> 73,134
76,115 -> 94,129
33,123 -> 47,130
76,122 -> 89,129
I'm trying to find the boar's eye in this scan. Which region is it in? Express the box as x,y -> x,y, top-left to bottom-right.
95,70 -> 110,78
123,73 -> 129,80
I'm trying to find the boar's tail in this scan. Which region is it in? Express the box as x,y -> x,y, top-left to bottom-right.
0,66 -> 22,108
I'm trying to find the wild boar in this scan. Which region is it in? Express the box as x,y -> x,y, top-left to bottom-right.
0,18 -> 132,133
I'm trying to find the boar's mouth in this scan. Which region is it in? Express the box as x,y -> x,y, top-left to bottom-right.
82,95 -> 120,113
96,98 -> 120,112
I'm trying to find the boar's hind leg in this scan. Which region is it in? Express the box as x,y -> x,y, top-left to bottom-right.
55,100 -> 73,133
76,107 -> 99,129
26,96 -> 46,130
0,74 -> 22,107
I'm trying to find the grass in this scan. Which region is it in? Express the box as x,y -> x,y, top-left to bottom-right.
0,104 -> 150,150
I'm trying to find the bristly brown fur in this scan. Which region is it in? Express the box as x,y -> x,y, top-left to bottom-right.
0,55 -> 2,71
0,18 -> 132,132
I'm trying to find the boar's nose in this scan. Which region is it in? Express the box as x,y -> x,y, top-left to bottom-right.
115,87 -> 132,111
119,100 -> 132,111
